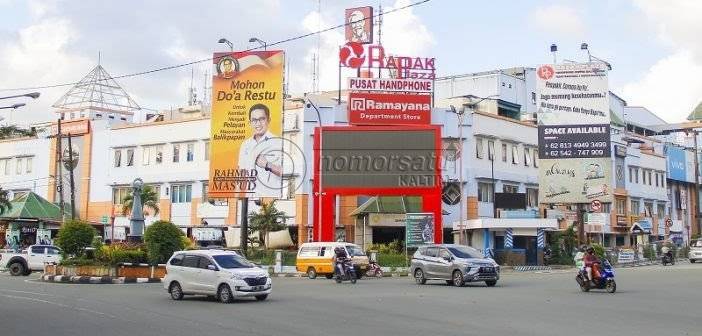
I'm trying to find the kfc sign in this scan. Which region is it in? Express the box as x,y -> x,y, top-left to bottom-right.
339,42 -> 436,79
348,92 -> 431,125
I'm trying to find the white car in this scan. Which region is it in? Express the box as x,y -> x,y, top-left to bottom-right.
0,245 -> 62,276
163,250 -> 271,303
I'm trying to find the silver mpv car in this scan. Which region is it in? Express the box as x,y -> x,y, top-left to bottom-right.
411,244 -> 500,287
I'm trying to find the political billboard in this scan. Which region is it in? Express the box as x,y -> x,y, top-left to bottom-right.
208,50 -> 284,198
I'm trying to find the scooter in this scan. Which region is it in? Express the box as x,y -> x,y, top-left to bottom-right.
575,259 -> 616,293
662,252 -> 675,266
365,260 -> 383,278
335,259 -> 357,284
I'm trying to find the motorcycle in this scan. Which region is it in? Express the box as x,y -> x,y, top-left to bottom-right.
575,259 -> 616,293
365,260 -> 383,278
334,259 -> 357,284
662,252 -> 675,266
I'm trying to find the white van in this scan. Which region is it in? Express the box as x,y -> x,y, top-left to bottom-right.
296,242 -> 369,279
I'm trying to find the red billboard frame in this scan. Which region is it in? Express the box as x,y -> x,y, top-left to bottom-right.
312,125 -> 443,243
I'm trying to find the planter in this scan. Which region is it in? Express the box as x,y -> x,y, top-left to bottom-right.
44,263 -> 166,279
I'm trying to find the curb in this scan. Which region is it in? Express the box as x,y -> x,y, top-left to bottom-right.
42,274 -> 161,284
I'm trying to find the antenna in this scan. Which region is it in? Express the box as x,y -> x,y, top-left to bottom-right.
98,51 -> 101,65
376,1 -> 383,78
189,67 -> 195,106
311,53 -> 317,93
312,0 -> 321,93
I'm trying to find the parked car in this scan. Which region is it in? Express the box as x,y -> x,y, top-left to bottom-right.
164,249 -> 271,303
0,245 -> 62,276
296,242 -> 369,279
410,244 -> 500,287
689,239 -> 702,263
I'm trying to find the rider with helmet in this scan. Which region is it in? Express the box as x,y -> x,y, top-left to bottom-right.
333,246 -> 350,277
583,246 -> 600,282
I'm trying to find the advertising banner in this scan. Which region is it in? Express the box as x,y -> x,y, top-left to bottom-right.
666,145 -> 687,182
348,77 -> 433,93
208,50 -> 284,198
192,227 -> 223,241
104,227 -> 126,241
36,229 -> 53,245
345,6 -> 373,44
539,158 -> 612,203
348,92 -> 431,125
617,249 -> 635,264
536,63 -> 609,125
538,124 -> 610,159
406,213 -> 434,247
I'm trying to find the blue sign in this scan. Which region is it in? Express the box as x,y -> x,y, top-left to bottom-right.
667,146 -> 687,182
500,210 -> 539,219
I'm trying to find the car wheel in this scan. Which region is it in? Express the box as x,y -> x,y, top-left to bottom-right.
325,274 -> 333,279
307,267 -> 317,279
375,270 -> 383,278
255,294 -> 268,301
8,262 -> 25,277
485,280 -> 497,287
217,284 -> 234,303
691,259 -> 696,263
414,268 -> 426,285
452,270 -> 465,287
169,282 -> 184,300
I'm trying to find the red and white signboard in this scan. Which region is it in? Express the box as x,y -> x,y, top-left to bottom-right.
348,92 -> 431,125
339,42 -> 436,79
348,77 -> 433,93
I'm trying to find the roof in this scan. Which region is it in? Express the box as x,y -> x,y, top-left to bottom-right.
0,192 -> 64,221
52,64 -> 140,115
349,196 -> 449,216
687,101 -> 702,121
623,106 -> 667,127
173,249 -> 239,256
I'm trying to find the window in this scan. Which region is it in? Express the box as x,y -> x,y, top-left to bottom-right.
524,147 -> 532,166
171,184 -> 192,203
202,182 -> 227,206
31,246 -> 45,254
644,202 -> 653,217
616,198 -> 626,215
198,257 -> 215,269
635,168 -> 639,183
142,146 -> 151,166
533,150 -> 538,167
114,149 -> 122,167
170,254 -> 184,266
15,158 -> 23,175
503,184 -> 518,193
648,171 -> 652,186
204,141 -> 210,161
527,188 -> 538,207
630,200 -> 640,215
487,140 -> 495,160
126,148 -> 134,166
476,138 -> 484,159
155,145 -> 163,164
1,158 -> 10,175
112,187 -> 131,205
478,182 -> 494,203
629,167 -> 633,183
186,143 -> 195,162
501,143 -> 507,162
173,144 -> 180,163
26,157 -> 32,174
282,178 -> 295,200
655,173 -> 659,187
531,92 -> 536,104
425,247 -> 438,257
181,255 -> 199,268
47,247 -> 60,255
512,145 -> 519,164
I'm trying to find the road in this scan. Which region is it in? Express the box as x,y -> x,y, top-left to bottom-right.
0,264 -> 700,336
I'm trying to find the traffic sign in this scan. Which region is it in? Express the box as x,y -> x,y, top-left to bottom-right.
665,218 -> 673,228
100,215 -> 109,225
590,199 -> 602,212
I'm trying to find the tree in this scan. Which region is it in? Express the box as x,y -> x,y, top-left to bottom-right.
55,220 -> 97,257
0,187 -> 11,216
144,220 -> 186,264
121,185 -> 160,216
248,202 -> 286,248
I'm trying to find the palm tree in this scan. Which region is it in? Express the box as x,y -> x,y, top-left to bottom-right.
248,202 -> 286,248
121,185 -> 160,216
0,187 -> 11,216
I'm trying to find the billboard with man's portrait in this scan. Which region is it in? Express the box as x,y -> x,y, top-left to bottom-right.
208,50 -> 284,199
345,6 -> 373,44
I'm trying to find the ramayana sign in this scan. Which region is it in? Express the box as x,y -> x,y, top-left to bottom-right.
348,92 -> 431,125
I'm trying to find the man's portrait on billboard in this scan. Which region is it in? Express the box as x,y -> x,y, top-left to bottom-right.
238,103 -> 282,197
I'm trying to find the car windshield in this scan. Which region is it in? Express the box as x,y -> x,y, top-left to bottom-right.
447,246 -> 484,259
346,245 -> 366,257
212,254 -> 255,269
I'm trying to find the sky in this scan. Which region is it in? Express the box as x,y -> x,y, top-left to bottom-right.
0,0 -> 700,125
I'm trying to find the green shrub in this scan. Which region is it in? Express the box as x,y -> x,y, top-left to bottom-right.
144,221 -> 186,264
245,249 -> 297,266
377,253 -> 408,267
55,220 -> 97,257
92,243 -> 148,265
60,257 -> 102,266
367,240 -> 404,254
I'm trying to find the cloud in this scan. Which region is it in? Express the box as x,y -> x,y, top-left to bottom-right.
620,0 -> 702,122
529,4 -> 586,37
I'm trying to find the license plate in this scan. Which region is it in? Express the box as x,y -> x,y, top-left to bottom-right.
253,285 -> 264,291
483,267 -> 493,272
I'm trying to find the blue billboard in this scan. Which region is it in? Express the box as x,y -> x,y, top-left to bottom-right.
667,146 -> 687,182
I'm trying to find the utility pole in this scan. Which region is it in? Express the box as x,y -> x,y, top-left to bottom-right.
240,198 -> 249,256
67,133 -> 76,220
694,130 -> 700,242
56,118 -> 65,222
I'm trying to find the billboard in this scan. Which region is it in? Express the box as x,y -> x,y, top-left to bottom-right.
320,128 -> 438,188
538,124 -> 611,159
208,50 -> 284,198
406,213 -> 434,247
666,145 -> 687,182
348,92 -> 431,125
345,6 -> 373,44
539,157 -> 612,203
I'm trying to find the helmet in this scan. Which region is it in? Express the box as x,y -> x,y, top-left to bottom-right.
580,245 -> 588,252
586,246 -> 595,253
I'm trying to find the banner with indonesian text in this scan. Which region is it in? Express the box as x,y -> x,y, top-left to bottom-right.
208,50 -> 284,199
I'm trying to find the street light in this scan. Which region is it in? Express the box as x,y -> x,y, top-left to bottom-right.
580,42 -> 612,70
249,37 -> 267,50
306,99 -> 324,243
218,38 -> 234,51
0,103 -> 26,110
0,92 -> 40,100
550,44 -> 558,64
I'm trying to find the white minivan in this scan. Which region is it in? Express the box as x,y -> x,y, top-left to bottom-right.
164,250 -> 271,303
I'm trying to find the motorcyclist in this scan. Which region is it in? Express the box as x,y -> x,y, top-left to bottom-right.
661,245 -> 673,262
583,246 -> 600,282
574,245 -> 587,270
333,246 -> 350,277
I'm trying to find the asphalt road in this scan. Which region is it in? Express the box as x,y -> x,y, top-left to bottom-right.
0,264 -> 700,336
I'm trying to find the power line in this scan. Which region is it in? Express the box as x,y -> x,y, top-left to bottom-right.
0,0 -> 431,92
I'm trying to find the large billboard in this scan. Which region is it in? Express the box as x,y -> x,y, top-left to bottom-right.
320,128 -> 438,188
208,50 -> 284,198
537,62 -> 611,204
345,6 -> 373,44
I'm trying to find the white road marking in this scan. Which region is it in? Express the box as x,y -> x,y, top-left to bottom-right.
0,294 -> 118,319
0,288 -> 56,297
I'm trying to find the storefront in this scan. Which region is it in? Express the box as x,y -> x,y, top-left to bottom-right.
0,192 -> 65,250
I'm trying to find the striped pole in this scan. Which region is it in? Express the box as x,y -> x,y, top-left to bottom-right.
537,228 -> 545,249
504,228 -> 513,248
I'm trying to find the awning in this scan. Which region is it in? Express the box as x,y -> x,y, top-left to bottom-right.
349,196 -> 449,216
0,192 -> 65,222
452,218 -> 558,231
